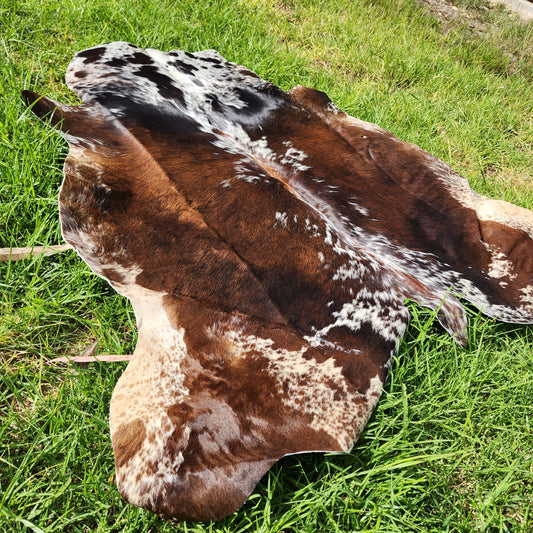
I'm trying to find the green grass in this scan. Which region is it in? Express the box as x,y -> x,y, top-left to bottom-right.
1,0 -> 532,531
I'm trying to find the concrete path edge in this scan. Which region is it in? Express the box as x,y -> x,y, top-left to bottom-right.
491,0 -> 533,21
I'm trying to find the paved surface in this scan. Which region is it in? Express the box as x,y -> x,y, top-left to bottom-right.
491,0 -> 533,21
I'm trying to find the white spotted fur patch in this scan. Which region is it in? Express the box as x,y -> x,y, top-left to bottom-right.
111,288 -> 189,508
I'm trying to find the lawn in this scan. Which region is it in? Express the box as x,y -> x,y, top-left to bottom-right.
1,0 -> 532,531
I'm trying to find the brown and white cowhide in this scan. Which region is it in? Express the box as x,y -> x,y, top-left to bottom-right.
23,42 -> 533,522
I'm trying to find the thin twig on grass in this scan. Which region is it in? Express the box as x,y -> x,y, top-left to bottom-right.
48,340 -> 132,364
0,244 -> 73,261
48,354 -> 132,363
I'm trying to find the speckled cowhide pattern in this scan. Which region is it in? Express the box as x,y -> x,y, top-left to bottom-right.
24,42 -> 533,522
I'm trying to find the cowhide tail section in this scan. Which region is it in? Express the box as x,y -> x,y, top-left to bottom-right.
23,42 -> 532,521
110,294 -> 391,521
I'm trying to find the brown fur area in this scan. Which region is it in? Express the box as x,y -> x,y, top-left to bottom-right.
114,419 -> 146,468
